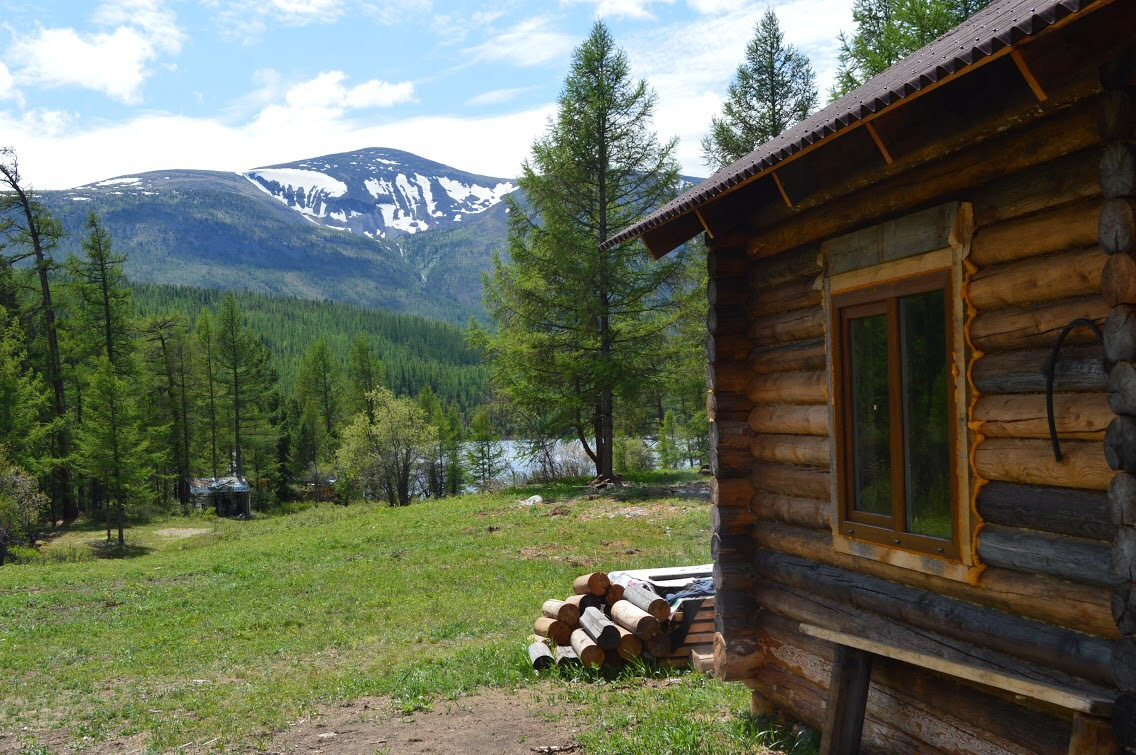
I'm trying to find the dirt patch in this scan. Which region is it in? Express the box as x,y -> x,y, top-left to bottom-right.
152,527 -> 212,539
264,687 -> 581,754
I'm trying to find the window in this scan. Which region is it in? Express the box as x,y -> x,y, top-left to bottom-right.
832,269 -> 959,559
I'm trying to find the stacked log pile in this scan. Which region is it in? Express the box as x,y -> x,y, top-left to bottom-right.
525,571 -> 715,671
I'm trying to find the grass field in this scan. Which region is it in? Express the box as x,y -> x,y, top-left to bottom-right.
0,472 -> 816,753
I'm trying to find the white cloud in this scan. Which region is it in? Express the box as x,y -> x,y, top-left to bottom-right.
344,79 -> 416,108
277,71 -> 415,113
564,0 -> 675,21
0,62 -> 21,104
463,17 -> 577,67
5,0 -> 183,104
1,104 -> 553,189
467,86 -> 536,106
209,0 -> 429,42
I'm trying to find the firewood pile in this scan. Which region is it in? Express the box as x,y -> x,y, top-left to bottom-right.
526,565 -> 715,672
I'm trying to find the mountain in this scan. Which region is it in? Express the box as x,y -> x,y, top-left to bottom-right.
44,148 -> 517,324
243,148 -> 516,239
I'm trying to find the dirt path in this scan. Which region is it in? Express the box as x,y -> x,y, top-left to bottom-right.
261,687 -> 581,754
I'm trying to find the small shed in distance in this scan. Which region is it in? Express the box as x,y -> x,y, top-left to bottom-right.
611,0 -> 1136,751
189,477 -> 251,518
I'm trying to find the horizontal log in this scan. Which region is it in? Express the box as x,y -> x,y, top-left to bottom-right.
971,344 -> 1107,394
711,531 -> 751,563
751,461 -> 832,500
746,91 -> 1104,259
1101,142 -> 1136,199
707,390 -> 752,423
749,276 -> 822,318
706,332 -> 751,364
974,438 -> 1114,490
569,627 -> 604,667
749,338 -> 827,375
712,503 -> 757,538
976,480 -> 1114,540
968,246 -> 1106,311
753,520 -> 1118,638
1102,251 -> 1136,307
1114,527 -> 1136,582
564,593 -> 604,615
972,392 -> 1111,440
754,550 -> 1116,686
711,445 -> 751,480
573,572 -> 610,597
1117,637 -> 1136,693
977,524 -> 1118,587
706,304 -> 747,336
751,433 -> 831,468
707,361 -> 750,395
614,624 -> 643,660
714,629 -> 763,682
611,600 -> 660,640
708,246 -> 749,278
1106,414 -> 1136,473
554,645 -> 579,667
623,584 -> 669,623
534,616 -> 570,646
759,612 -> 1072,755
710,476 -> 754,507
748,404 -> 829,436
1110,360 -> 1136,415
748,244 -> 821,288
580,606 -> 619,650
970,197 -> 1102,266
1104,303 -> 1136,363
969,294 -> 1107,352
747,371 -> 827,405
1115,692 -> 1136,750
972,145 -> 1100,226
605,583 -> 624,607
1100,197 -> 1136,254
1114,582 -> 1136,635
750,307 -> 824,348
706,276 -> 749,308
712,559 -> 756,593
542,599 -> 581,627
751,492 -> 831,530
1110,472 -> 1136,527
709,419 -> 750,453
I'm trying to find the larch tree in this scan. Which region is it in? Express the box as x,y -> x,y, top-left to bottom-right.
701,10 -> 818,171
66,212 -> 133,371
215,294 -> 254,477
482,21 -> 689,482
0,318 -> 54,477
74,357 -> 152,546
465,407 -> 507,492
0,147 -> 75,521
297,337 -> 342,462
348,334 -> 382,423
195,311 -> 220,479
831,0 -> 991,98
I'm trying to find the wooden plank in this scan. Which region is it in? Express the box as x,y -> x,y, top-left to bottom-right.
620,564 -> 712,581
1068,713 -> 1121,755
819,643 -> 873,755
800,623 -> 1112,716
821,202 -> 957,276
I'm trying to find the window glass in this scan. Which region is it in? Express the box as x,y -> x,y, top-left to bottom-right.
849,314 -> 892,517
899,289 -> 951,539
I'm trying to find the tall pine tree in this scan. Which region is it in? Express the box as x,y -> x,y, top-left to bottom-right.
701,10 -> 818,171
482,22 -> 690,482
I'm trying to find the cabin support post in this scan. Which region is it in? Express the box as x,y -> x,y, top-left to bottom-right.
1099,53 -> 1136,752
818,644 -> 873,755
707,243 -> 763,682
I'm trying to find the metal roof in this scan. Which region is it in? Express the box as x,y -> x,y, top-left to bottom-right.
603,0 -> 1093,253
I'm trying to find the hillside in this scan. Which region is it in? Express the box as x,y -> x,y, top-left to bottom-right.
131,282 -> 489,411
43,149 -> 516,324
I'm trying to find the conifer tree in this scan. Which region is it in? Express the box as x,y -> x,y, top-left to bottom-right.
701,10 -> 818,170
831,0 -> 991,98
657,410 -> 680,470
195,312 -> 220,479
0,147 -> 74,521
465,408 -> 507,491
0,318 -> 54,477
215,294 -> 254,476
296,337 -> 342,461
482,22 -> 689,482
74,357 -> 153,546
348,335 -> 382,423
66,212 -> 133,370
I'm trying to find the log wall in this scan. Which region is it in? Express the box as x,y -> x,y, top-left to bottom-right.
708,56 -> 1133,750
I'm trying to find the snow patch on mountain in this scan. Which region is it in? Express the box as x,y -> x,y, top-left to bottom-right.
248,168 -> 347,198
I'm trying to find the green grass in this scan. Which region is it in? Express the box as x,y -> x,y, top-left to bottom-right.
0,472 -> 811,753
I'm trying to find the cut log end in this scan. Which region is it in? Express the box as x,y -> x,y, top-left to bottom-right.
573,572 -> 611,596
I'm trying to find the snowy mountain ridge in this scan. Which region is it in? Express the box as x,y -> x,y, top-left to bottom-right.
66,147 -> 517,241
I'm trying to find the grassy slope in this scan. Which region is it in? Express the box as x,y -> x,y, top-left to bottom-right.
0,473 -> 815,753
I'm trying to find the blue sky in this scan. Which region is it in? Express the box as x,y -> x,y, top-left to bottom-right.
0,0 -> 852,188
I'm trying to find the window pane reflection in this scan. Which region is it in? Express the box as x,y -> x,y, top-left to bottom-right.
849,314 -> 891,517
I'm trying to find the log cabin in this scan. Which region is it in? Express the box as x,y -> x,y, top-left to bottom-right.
607,0 -> 1136,751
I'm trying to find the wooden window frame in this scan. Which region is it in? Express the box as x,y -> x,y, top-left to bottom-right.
831,268 -> 961,560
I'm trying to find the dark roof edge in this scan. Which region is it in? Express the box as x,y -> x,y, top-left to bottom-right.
602,0 -> 1096,254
